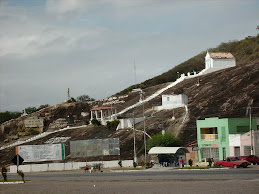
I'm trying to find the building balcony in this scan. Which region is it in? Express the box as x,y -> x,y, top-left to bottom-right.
201,134 -> 218,141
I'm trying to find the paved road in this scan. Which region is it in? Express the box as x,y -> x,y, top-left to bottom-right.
2,167 -> 259,194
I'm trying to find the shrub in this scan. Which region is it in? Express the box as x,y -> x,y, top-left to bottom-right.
106,120 -> 120,130
91,118 -> 101,126
28,128 -> 40,136
147,132 -> 181,150
133,162 -> 137,168
85,120 -> 90,125
208,158 -> 212,167
118,160 -> 122,167
17,170 -> 25,183
139,161 -> 145,167
188,159 -> 193,167
1,166 -> 7,182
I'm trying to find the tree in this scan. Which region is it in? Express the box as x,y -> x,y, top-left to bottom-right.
147,132 -> 181,150
91,118 -> 101,126
25,107 -> 37,114
106,120 -> 120,130
76,94 -> 95,102
0,111 -> 22,124
37,104 -> 49,111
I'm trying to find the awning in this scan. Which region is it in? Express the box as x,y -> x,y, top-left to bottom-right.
148,147 -> 189,155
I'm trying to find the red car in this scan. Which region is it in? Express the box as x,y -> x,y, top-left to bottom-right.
216,157 -> 249,168
239,155 -> 259,165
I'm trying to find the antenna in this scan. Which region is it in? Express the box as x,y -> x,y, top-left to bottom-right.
134,60 -> 136,88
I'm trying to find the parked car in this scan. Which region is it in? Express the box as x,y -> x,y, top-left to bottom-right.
195,158 -> 215,167
216,157 -> 249,168
239,155 -> 259,165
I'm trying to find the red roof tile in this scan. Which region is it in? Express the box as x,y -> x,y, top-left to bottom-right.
90,107 -> 115,111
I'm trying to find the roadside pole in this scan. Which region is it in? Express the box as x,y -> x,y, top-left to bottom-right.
133,113 -> 137,164
17,153 -> 19,173
249,106 -> 254,155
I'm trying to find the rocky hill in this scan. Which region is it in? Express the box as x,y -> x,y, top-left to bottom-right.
1,35 -> 259,166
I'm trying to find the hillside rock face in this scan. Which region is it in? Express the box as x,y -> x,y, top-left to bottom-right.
164,59 -> 259,143
1,60 -> 259,166
0,102 -> 90,143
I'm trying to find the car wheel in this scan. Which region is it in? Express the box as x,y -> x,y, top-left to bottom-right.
243,165 -> 247,168
253,163 -> 256,165
219,164 -> 223,167
233,164 -> 237,169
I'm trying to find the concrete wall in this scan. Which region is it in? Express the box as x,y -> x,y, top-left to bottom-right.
10,160 -> 133,173
116,117 -> 145,130
212,58 -> 236,69
229,134 -> 241,156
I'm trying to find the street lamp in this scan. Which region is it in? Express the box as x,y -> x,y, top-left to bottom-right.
177,72 -> 179,79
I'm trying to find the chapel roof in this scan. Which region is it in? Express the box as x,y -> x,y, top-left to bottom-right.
209,52 -> 235,59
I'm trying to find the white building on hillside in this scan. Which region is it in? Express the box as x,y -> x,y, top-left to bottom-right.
90,107 -> 117,125
203,51 -> 236,74
153,94 -> 188,111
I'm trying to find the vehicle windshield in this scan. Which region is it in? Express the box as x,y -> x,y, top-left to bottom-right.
231,157 -> 240,161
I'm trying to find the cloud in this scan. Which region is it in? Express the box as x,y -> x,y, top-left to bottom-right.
1,0 -> 258,111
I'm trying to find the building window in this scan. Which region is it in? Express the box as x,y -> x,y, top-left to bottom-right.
167,97 -> 170,101
234,147 -> 240,156
244,146 -> 251,155
201,148 -> 219,161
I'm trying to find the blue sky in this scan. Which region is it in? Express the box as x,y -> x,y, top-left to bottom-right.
0,0 -> 258,111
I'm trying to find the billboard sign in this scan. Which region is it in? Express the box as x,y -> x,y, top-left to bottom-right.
70,138 -> 120,158
17,144 -> 65,162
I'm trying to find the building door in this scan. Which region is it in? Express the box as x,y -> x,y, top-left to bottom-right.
223,148 -> 226,160
234,147 -> 240,156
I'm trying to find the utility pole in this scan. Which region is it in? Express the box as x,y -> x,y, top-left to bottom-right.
142,93 -> 147,164
133,112 -> 137,163
249,106 -> 254,155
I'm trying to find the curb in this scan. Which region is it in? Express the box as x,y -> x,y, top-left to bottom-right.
0,181 -> 25,184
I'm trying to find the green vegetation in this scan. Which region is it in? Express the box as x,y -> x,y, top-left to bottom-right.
188,159 -> 193,167
184,166 -> 221,169
106,120 -> 120,130
1,166 -> 7,182
25,104 -> 49,114
133,162 -> 137,168
0,104 -> 50,124
117,34 -> 259,95
147,132 -> 181,150
91,118 -> 101,126
27,128 -> 40,136
76,94 -> 95,102
0,111 -> 22,124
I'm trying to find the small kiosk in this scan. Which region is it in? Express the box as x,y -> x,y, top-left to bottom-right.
148,147 -> 189,167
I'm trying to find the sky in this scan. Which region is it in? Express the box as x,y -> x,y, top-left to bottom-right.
0,0 -> 258,112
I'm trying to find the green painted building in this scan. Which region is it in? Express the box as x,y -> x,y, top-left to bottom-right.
196,117 -> 257,161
